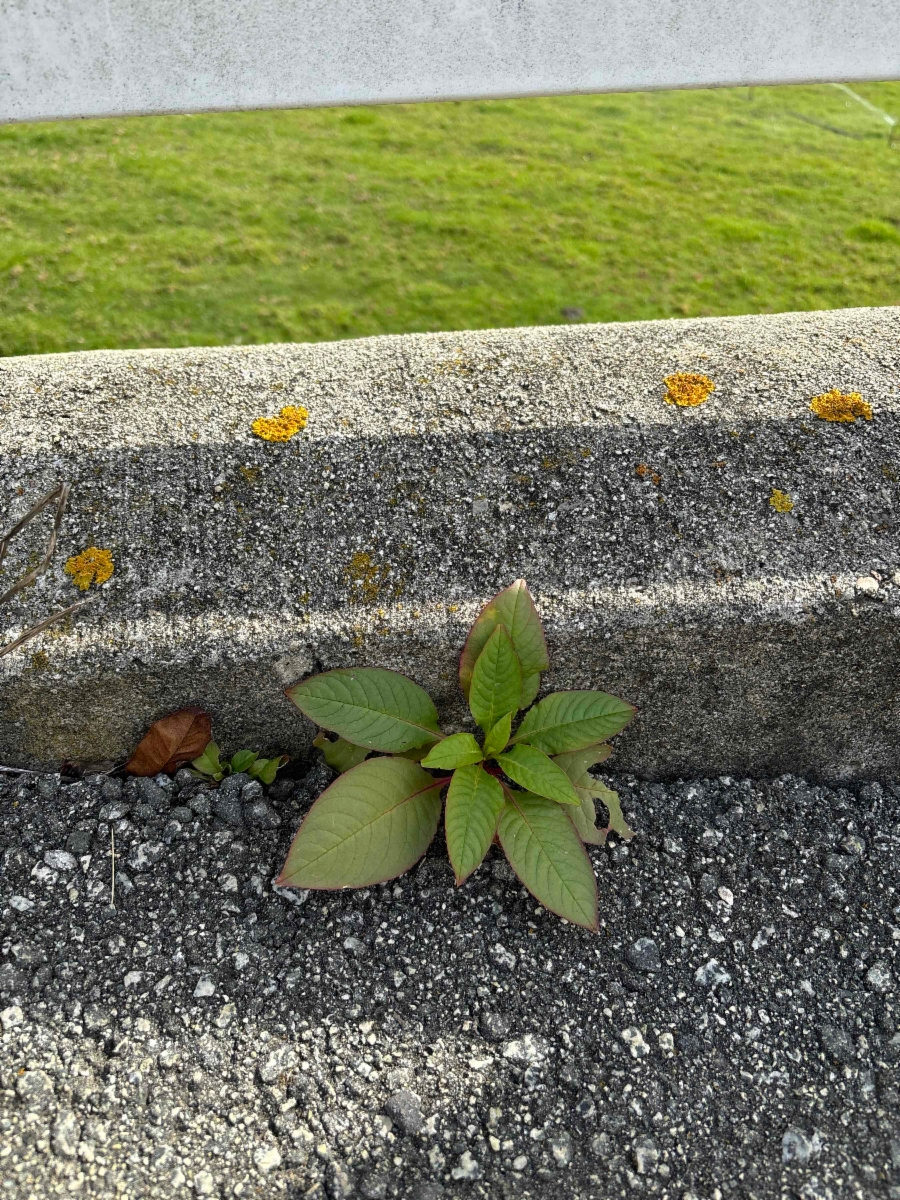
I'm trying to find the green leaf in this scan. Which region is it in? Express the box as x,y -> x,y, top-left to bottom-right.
445,764 -> 505,883
230,749 -> 259,774
555,743 -> 634,844
192,740 -> 223,777
482,712 -> 513,759
495,744 -> 579,806
395,745 -> 430,762
497,791 -> 598,930
520,671 -> 541,709
277,757 -> 443,889
251,755 -> 289,785
512,691 -> 635,755
287,667 -> 443,753
589,780 -> 635,843
552,744 -> 612,782
568,794 -> 607,845
313,732 -> 370,774
552,745 -> 632,843
459,580 -> 549,700
468,624 -> 522,732
421,733 -> 483,770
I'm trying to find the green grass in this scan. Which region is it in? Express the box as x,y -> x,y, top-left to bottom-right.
1,82 -> 899,355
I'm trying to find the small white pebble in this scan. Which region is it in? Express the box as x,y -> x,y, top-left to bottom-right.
253,1146 -> 282,1174
44,849 -> 77,871
855,575 -> 879,595
193,977 -> 216,998
620,1026 -> 649,1057
1,1005 -> 24,1030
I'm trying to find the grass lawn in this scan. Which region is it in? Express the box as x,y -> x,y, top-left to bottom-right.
1,82 -> 899,356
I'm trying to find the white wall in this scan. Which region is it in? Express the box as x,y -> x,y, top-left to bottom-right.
1,0 -> 898,125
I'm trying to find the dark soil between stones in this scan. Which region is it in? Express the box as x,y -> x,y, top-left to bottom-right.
2,764 -> 900,1200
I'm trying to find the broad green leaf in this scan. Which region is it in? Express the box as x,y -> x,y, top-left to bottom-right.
459,580 -> 549,700
520,671 -> 541,709
553,745 -> 632,842
497,790 -> 598,930
445,764 -> 505,883
469,624 -> 522,732
251,755 -> 289,785
313,732 -> 370,774
230,749 -> 259,774
495,744 -> 579,806
568,794 -> 606,845
588,780 -> 635,843
288,667 -> 443,753
421,733 -> 483,770
561,760 -> 635,845
277,757 -> 443,889
552,744 -> 612,782
482,712 -> 513,759
192,741 -> 223,777
512,691 -> 635,755
396,745 -> 430,762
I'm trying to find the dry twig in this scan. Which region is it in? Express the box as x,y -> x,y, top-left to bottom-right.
0,596 -> 93,659
0,481 -> 93,659
0,482 -> 72,606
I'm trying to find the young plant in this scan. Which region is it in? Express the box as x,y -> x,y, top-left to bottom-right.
191,741 -> 288,786
277,581 -> 635,929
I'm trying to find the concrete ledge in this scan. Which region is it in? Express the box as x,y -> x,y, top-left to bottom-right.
3,0 -> 897,124
1,306 -> 899,777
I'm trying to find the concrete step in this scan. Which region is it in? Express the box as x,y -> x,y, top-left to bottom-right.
0,306 -> 898,776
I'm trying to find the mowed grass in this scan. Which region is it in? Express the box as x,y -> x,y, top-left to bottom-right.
1,82 -> 899,356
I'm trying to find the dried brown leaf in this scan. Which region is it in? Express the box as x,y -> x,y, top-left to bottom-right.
125,708 -> 213,776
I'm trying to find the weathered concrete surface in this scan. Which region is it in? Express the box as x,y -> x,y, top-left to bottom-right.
1,307 -> 899,778
2,0 -> 898,125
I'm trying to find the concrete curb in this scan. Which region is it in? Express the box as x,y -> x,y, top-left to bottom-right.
1,306 -> 899,776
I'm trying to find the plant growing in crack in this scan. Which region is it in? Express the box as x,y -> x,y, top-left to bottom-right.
278,581 -> 635,929
191,741 -> 289,785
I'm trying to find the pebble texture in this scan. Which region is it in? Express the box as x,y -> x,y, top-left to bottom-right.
2,764 -> 900,1198
1,308 -> 900,776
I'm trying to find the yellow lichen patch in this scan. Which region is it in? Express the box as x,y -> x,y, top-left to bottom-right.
64,547 -> 114,590
345,551 -> 391,606
769,489 -> 794,513
636,463 -> 662,485
810,389 -> 872,423
663,373 -> 715,408
251,405 -> 309,442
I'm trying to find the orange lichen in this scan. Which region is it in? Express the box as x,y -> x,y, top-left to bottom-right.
65,547 -> 114,590
251,405 -> 309,442
809,389 -> 872,423
636,463 -> 662,485
663,373 -> 715,408
769,489 -> 794,513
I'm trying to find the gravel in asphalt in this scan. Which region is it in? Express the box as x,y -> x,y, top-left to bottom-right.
2,763 -> 900,1199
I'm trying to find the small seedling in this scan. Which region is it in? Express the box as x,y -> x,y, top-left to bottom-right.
278,581 -> 635,929
191,741 -> 288,786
